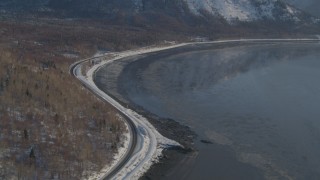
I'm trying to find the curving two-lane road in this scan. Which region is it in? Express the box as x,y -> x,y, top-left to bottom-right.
70,59 -> 138,179
69,38 -> 320,179
70,52 -> 180,179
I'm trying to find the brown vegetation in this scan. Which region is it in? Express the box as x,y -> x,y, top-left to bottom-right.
1,13 -> 316,179
0,19 -> 182,179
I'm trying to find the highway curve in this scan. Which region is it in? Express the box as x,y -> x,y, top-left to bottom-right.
70,59 -> 138,179
68,38 -> 320,179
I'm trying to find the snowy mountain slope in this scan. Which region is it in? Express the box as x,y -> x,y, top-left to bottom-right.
184,0 -> 307,23
0,0 -> 316,25
285,0 -> 320,17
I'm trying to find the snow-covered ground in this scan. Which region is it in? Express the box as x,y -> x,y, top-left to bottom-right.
73,44 -> 186,180
185,0 -> 301,22
85,120 -> 130,180
73,38 -> 320,180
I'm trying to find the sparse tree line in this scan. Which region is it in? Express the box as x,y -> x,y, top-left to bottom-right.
0,22 -> 137,179
0,18 -> 243,179
0,49 -> 126,179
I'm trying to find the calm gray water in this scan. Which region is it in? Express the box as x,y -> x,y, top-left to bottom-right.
98,42 -> 320,179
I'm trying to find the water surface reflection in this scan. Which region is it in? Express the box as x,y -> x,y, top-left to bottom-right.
98,43 -> 320,179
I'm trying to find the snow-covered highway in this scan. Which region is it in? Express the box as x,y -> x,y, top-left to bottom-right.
70,38 -> 320,179
70,45 -> 182,180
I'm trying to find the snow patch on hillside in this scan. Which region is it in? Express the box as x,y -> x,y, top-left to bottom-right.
184,0 -> 301,22
186,0 -> 258,21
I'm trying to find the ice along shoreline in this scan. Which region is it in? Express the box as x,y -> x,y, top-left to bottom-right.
72,38 -> 320,179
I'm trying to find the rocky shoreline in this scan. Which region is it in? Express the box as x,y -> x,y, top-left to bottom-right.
93,39 -> 320,179
94,68 -> 198,180
93,45 -> 202,179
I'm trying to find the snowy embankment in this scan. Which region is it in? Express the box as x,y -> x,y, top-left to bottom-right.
74,38 -> 319,180
74,44 -> 187,180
